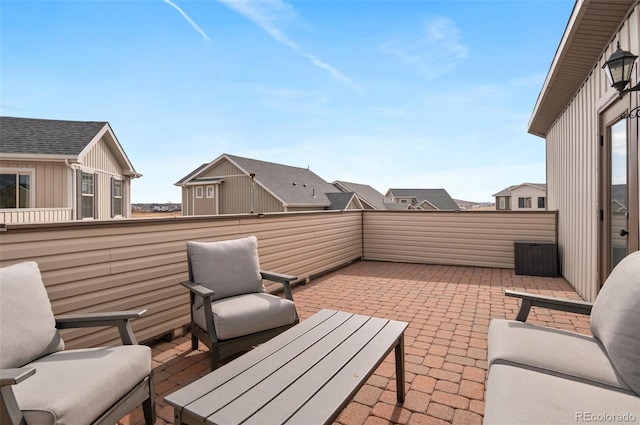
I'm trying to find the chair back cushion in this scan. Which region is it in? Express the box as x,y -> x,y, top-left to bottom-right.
591,250 -> 640,395
0,261 -> 64,368
187,236 -> 265,306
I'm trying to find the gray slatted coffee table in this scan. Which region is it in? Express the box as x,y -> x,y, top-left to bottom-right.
165,309 -> 408,425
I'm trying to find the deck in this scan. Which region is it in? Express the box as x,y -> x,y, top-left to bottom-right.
118,260 -> 590,425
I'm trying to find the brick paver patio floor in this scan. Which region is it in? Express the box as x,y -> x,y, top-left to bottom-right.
118,260 -> 591,425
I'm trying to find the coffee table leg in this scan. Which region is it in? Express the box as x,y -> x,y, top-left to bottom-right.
395,333 -> 405,403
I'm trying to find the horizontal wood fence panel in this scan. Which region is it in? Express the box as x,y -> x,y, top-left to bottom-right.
0,211 -> 362,348
0,210 -> 557,348
363,211 -> 557,269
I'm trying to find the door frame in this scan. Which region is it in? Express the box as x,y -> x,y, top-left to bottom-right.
598,94 -> 639,286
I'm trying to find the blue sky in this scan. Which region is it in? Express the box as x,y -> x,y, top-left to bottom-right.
1,0 -> 574,203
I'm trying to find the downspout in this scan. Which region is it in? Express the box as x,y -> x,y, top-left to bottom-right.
64,159 -> 78,220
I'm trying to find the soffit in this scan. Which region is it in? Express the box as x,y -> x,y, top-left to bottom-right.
528,0 -> 636,137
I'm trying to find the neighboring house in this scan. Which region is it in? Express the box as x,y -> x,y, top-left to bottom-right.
528,0 -> 639,301
0,116 -> 140,223
175,154 -> 361,215
384,189 -> 460,211
493,183 -> 546,211
333,181 -> 387,210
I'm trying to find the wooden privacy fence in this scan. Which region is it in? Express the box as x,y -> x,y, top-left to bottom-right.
0,210 -> 557,348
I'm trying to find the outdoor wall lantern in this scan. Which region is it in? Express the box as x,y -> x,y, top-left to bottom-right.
602,42 -> 639,97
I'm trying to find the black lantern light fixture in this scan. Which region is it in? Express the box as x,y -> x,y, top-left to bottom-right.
602,42 -> 639,97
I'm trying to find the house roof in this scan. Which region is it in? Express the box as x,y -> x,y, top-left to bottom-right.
386,188 -> 459,211
325,192 -> 359,210
226,155 -> 339,208
493,183 -> 547,197
0,116 -> 140,176
1,116 -> 108,155
176,154 -> 341,208
333,181 -> 387,210
174,163 -> 210,185
528,0 -> 637,137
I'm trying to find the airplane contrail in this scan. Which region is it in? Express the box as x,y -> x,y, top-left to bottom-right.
163,0 -> 210,41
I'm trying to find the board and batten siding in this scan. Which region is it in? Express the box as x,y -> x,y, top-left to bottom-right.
82,135 -> 133,219
0,160 -> 70,208
545,6 -> 639,302
0,211 -> 363,349
363,211 -> 558,269
83,135 -> 122,175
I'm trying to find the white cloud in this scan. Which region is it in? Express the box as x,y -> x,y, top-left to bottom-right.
381,16 -> 468,79
163,0 -> 210,41
217,0 -> 361,90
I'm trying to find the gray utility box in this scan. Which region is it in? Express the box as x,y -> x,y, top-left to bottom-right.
514,240 -> 559,277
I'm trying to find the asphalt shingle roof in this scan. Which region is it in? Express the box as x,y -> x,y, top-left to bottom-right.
493,183 -> 546,197
226,154 -> 338,207
334,181 -> 387,210
0,116 -> 107,155
387,188 -> 459,210
325,192 -> 356,210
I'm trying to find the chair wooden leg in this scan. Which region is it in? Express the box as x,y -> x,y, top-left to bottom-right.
143,371 -> 156,425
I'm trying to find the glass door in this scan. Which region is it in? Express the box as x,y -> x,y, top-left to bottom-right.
609,119 -> 628,270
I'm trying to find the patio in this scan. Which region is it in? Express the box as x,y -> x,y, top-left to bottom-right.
117,260 -> 590,425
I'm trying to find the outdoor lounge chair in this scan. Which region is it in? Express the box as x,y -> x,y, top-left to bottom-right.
484,250 -> 640,424
182,235 -> 299,370
0,261 -> 155,425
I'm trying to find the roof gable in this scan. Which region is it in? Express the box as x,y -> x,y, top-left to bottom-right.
177,154 -> 338,207
226,155 -> 337,207
334,181 -> 387,210
493,183 -> 546,197
387,188 -> 459,210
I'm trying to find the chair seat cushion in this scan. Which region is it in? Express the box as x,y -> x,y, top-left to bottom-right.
193,293 -> 297,340
484,363 -> 640,425
488,319 -> 631,391
13,345 -> 151,425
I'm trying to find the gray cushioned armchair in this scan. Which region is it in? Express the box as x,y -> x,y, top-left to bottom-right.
484,251 -> 640,424
182,236 -> 299,370
0,261 -> 155,425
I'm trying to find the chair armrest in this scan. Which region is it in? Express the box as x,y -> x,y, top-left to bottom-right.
260,270 -> 297,284
0,367 -> 35,424
55,310 -> 147,345
180,280 -> 215,298
0,367 -> 35,387
261,271 -> 297,301
505,290 -> 593,321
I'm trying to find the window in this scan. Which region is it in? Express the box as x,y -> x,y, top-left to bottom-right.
206,186 -> 214,198
498,197 -> 506,210
112,179 -> 123,217
518,197 -> 532,208
0,172 -> 31,208
81,172 -> 95,218
196,186 -> 203,198
538,197 -> 546,209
